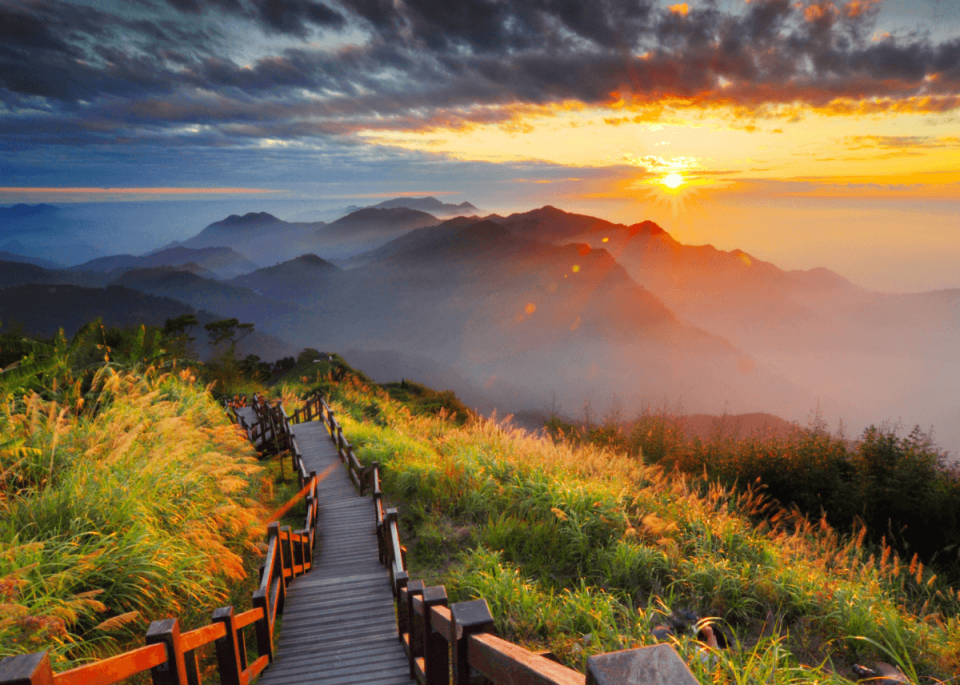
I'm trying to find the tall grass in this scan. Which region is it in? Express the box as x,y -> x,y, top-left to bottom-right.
306,373 -> 959,683
558,409 -> 960,581
0,366 -> 267,666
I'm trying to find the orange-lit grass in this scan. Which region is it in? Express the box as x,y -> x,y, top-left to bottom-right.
0,367 -> 267,667
314,373 -> 958,682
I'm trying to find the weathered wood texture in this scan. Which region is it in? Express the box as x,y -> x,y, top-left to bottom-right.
255,420 -> 415,685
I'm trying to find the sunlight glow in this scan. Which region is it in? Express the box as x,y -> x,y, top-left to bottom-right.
662,173 -> 685,189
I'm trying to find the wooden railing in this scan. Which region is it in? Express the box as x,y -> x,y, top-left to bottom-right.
225,394 -> 294,456
0,398 -> 322,685
307,398 -> 699,685
2,392 -> 700,685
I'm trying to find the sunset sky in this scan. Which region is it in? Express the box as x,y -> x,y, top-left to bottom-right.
2,0 -> 958,291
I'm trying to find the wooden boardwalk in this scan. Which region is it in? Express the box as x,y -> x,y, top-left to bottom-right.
252,419 -> 415,685
0,398 -> 672,685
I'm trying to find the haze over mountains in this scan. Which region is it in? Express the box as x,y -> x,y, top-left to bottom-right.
2,198 -> 957,455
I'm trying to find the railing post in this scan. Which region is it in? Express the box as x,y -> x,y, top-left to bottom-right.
0,652 -> 55,685
292,529 -> 304,575
450,600 -> 495,685
405,580 -> 426,671
281,525 -> 294,581
386,507 -> 402,587
269,522 -> 287,614
372,462 -> 384,564
251,589 -> 273,663
212,607 -> 244,685
395,571 -> 409,642
309,471 -> 318,536
422,587 -> 449,685
145,618 -> 188,685
326,410 -> 336,439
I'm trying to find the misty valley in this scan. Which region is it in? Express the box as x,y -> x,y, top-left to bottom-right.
2,198 -> 957,458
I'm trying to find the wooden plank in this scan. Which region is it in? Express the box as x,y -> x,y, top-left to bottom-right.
241,655 -> 269,685
430,606 -> 455,645
254,418 -> 414,685
234,608 -> 263,630
468,634 -> 585,685
52,645 -> 167,685
180,622 -> 227,652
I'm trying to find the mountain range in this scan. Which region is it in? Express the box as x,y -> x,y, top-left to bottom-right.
3,200 -> 958,455
286,196 -> 480,223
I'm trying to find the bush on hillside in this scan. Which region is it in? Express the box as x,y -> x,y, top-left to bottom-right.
381,379 -> 472,425
550,409 -> 960,581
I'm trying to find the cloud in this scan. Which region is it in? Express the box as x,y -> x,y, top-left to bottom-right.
846,134 -> 960,148
162,0 -> 344,36
0,0 -> 958,151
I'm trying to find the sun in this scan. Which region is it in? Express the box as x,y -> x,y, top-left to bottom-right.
662,173 -> 685,189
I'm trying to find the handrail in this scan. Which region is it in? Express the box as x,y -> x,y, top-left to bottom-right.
51,644 -> 167,685
362,432 -> 698,685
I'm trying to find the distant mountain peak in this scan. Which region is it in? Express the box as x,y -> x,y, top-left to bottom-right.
292,253 -> 337,269
533,205 -> 564,215
370,196 -> 480,216
0,203 -> 60,217
626,220 -> 666,236
334,206 -> 436,224
217,212 -> 281,226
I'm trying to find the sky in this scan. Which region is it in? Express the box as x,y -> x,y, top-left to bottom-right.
2,0 -> 959,291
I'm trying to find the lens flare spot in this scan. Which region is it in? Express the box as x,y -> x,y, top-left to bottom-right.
602,237 -> 609,243
525,302 -> 537,314
662,173 -> 685,189
572,264 -> 580,273
738,253 -> 752,266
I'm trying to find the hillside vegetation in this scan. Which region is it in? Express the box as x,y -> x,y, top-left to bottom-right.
294,368 -> 959,684
549,410 -> 960,583
4,317 -> 958,683
0,323 -> 271,667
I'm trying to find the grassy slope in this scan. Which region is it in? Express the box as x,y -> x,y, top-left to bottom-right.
0,366 -> 272,667
308,373 -> 958,684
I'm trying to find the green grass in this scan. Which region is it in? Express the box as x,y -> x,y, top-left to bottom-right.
291,372 -> 960,684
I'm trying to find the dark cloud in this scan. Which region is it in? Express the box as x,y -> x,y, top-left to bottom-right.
254,0 -> 345,36
0,0 -> 958,150
162,0 -> 343,36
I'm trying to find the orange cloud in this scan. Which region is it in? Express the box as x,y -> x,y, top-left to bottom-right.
803,3 -> 834,22
668,3 -> 689,15
846,0 -> 880,17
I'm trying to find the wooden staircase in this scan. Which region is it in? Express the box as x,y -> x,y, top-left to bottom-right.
0,394 -> 698,685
